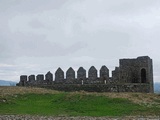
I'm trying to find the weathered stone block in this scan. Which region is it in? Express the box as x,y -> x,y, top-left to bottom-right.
55,67 -> 64,83
36,74 -> 44,83
100,65 -> 109,83
112,67 -> 119,83
66,67 -> 75,82
77,67 -> 86,80
28,75 -> 35,82
19,75 -> 27,86
45,71 -> 53,84
88,66 -> 97,81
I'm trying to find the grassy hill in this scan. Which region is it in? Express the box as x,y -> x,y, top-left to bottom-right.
0,86 -> 160,117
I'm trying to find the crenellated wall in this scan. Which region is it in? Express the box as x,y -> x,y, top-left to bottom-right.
18,65 -> 110,85
17,56 -> 154,93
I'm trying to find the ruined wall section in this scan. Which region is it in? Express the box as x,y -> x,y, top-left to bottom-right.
19,75 -> 27,86
112,67 -> 120,83
118,56 -> 153,92
149,59 -> 154,93
55,68 -> 64,83
100,65 -> 109,84
88,66 -> 98,83
119,59 -> 139,83
66,67 -> 75,83
28,75 -> 36,85
77,67 -> 86,81
45,71 -> 53,84
137,56 -> 154,92
36,74 -> 44,84
17,56 -> 154,93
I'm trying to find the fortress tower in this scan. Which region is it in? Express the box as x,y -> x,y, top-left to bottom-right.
112,56 -> 153,93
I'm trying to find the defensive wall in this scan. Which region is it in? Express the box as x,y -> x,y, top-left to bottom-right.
17,56 -> 154,93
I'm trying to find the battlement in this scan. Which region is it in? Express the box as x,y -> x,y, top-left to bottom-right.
18,65 -> 109,85
17,56 -> 154,93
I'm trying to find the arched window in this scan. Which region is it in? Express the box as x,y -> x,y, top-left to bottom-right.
141,68 -> 147,83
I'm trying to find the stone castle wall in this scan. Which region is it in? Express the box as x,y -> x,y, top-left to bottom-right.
17,56 -> 154,93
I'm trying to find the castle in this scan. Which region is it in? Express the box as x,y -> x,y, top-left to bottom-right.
17,56 -> 154,93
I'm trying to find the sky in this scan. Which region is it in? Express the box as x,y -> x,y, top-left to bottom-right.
0,0 -> 160,83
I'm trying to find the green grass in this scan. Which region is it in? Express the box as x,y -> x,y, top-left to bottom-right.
0,93 -> 160,116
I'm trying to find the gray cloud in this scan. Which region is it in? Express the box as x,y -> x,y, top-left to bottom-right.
0,33 -> 86,58
0,0 -> 160,82
0,0 -> 67,14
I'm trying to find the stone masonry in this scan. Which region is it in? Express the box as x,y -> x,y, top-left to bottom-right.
55,67 -> 64,83
100,65 -> 109,84
36,74 -> 44,84
88,66 -> 98,83
66,67 -> 75,83
28,75 -> 35,85
112,67 -> 119,83
45,71 -> 53,84
77,67 -> 86,81
17,56 -> 154,93
19,75 -> 27,86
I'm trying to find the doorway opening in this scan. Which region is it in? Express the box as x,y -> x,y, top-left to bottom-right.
141,68 -> 147,83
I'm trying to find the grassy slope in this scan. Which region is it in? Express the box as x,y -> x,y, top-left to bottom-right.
0,87 -> 160,116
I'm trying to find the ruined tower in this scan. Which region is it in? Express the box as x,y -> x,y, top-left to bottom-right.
112,56 -> 153,93
112,67 -> 120,83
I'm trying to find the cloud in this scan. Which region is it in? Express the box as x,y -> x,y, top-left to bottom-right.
0,33 -> 86,58
0,0 -> 67,14
0,0 -> 160,82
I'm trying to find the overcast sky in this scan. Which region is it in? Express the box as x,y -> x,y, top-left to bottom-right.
0,0 -> 160,82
